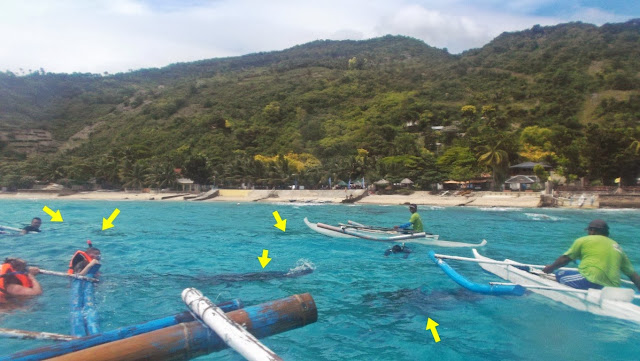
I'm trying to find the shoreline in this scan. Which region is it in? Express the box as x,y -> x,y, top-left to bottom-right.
6,189 -> 640,208
0,189 -> 548,208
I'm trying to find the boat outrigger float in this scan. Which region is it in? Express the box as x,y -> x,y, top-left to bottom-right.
304,218 -> 487,248
429,250 -> 640,324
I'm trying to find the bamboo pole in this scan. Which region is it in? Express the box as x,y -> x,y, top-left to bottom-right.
0,328 -> 76,342
39,270 -> 98,283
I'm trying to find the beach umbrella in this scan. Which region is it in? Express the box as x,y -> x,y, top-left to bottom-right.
336,180 -> 348,187
400,178 -> 414,184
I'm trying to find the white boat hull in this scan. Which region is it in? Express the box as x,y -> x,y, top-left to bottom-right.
472,249 -> 640,323
304,218 -> 486,248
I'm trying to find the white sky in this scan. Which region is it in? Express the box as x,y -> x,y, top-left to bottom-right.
0,0 -> 637,74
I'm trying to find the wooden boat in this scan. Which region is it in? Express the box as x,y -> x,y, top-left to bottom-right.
430,249 -> 640,323
304,218 -> 487,248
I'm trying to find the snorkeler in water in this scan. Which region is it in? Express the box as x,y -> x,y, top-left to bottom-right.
384,243 -> 412,258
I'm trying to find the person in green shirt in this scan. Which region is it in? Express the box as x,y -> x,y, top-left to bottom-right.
543,219 -> 640,290
394,204 -> 424,233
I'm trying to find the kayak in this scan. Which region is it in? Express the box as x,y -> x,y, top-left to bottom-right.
304,218 -> 487,248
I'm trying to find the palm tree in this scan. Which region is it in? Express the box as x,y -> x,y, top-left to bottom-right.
122,161 -> 149,190
628,138 -> 640,155
477,141 -> 509,190
146,162 -> 177,189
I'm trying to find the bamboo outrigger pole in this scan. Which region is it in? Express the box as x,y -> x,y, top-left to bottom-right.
2,300 -> 243,361
5,294 -> 316,361
0,328 -> 76,342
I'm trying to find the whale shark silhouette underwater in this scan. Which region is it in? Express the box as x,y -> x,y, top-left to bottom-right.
116,260 -> 316,287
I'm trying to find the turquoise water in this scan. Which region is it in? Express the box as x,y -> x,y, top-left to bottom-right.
1,200 -> 640,360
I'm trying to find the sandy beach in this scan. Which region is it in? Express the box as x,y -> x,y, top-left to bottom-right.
0,189 -> 545,208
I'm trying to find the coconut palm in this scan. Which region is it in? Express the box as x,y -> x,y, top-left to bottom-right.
629,138 -> 640,155
122,160 -> 149,190
477,141 -> 509,189
146,162 -> 177,189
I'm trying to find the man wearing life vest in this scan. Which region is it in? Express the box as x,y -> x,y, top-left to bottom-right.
69,241 -> 101,276
0,258 -> 42,304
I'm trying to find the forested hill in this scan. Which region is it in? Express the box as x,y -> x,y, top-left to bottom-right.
1,20 -> 639,190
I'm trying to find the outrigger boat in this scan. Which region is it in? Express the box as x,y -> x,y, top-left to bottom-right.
430,249 -> 640,323
304,218 -> 487,248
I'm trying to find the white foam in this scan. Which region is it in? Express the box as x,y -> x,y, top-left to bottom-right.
286,259 -> 316,275
478,207 -> 523,212
524,213 -> 564,221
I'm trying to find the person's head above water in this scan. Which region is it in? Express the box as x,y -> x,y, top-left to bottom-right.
409,204 -> 417,213
4,258 -> 28,272
86,240 -> 101,260
30,217 -> 41,229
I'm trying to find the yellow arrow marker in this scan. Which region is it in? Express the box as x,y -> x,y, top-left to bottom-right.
272,211 -> 286,232
42,206 -> 63,222
102,208 -> 121,230
425,318 -> 440,342
258,249 -> 272,268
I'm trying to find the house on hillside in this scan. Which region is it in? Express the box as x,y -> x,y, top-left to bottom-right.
508,162 -> 551,176
505,162 -> 551,191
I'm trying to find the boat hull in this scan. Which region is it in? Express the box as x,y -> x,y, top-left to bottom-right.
304,218 -> 487,247
472,249 -> 640,323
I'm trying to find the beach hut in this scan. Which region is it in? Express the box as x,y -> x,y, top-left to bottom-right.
443,180 -> 463,190
334,180 -> 348,189
177,178 -> 195,192
505,175 -> 538,191
374,179 -> 390,185
400,178 -> 414,188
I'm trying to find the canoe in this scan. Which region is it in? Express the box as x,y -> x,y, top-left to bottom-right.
304,218 -> 487,248
471,249 -> 640,323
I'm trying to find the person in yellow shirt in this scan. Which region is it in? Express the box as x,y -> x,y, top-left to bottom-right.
394,204 -> 424,233
543,219 -> 640,290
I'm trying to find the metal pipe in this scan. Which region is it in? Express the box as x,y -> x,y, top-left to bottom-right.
182,288 -> 283,361
34,293 -> 316,361
2,299 -> 243,361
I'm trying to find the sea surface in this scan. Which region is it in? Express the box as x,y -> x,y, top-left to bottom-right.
1,200 -> 640,360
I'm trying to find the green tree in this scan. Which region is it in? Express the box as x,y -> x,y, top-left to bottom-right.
147,162 -> 177,189
477,141 -> 509,189
122,160 -> 149,189
437,146 -> 479,181
184,153 -> 212,185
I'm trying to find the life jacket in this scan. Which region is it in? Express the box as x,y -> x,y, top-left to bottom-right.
0,262 -> 33,302
68,251 -> 94,274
